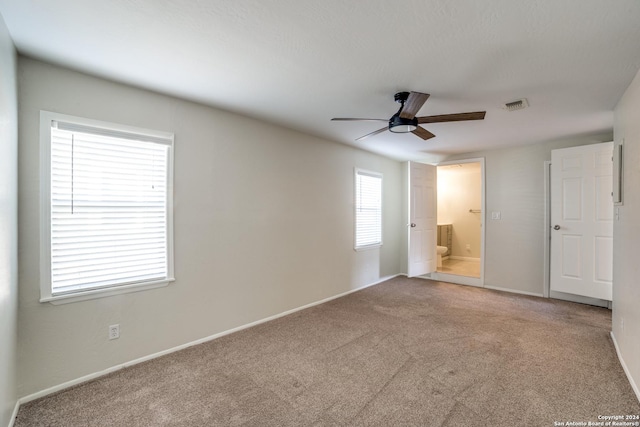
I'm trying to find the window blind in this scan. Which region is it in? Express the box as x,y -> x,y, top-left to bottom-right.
50,123 -> 171,295
355,170 -> 382,248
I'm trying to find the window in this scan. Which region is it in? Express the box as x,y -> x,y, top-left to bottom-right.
354,169 -> 382,249
40,111 -> 174,303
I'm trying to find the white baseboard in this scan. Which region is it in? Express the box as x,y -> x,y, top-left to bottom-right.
549,290 -> 609,308
448,256 -> 480,262
483,285 -> 544,298
17,274 -> 401,406
7,399 -> 20,427
610,331 -> 640,403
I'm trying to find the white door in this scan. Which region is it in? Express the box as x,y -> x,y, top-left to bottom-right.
408,161 -> 437,277
550,142 -> 613,301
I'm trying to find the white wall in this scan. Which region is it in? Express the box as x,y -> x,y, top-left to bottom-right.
612,67 -> 640,399
17,57 -> 403,397
437,164 -> 481,258
0,12 -> 18,427
443,134 -> 611,295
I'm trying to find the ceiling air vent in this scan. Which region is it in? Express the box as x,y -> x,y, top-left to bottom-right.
503,98 -> 529,111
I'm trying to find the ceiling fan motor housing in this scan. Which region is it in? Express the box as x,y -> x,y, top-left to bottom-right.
389,115 -> 418,133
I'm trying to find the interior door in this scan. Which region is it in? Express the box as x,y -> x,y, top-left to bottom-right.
550,142 -> 613,301
408,161 -> 437,277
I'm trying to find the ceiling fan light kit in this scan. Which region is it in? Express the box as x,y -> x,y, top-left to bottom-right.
332,91 -> 486,142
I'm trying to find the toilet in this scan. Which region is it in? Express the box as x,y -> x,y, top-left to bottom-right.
436,246 -> 448,268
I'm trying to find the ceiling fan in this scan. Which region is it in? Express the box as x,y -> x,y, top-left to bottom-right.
331,91 -> 486,141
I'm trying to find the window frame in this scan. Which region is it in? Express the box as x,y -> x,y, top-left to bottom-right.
39,111 -> 175,304
354,168 -> 383,251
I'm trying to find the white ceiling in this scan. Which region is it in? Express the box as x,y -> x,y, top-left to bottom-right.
1,0 -> 640,161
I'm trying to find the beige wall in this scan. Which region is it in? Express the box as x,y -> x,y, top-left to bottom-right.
17,57 -> 403,397
613,67 -> 640,399
437,163 -> 481,259
444,134 -> 612,295
0,13 -> 18,427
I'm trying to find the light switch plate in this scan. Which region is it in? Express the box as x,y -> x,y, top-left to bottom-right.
491,211 -> 501,220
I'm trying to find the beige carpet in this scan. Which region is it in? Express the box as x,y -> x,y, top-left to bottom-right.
15,277 -> 640,426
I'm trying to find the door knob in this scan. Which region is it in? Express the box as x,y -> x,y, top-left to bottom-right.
553,225 -> 561,230
410,223 -> 416,228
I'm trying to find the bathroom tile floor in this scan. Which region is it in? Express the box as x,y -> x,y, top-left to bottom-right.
438,258 -> 481,278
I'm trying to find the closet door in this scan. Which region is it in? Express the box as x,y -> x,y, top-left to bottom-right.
550,142 -> 613,301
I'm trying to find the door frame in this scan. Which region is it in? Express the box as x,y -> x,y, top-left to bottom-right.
543,159 -> 611,308
427,157 -> 485,288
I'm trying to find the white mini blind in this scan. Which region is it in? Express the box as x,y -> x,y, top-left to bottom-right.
355,170 -> 382,248
50,122 -> 171,295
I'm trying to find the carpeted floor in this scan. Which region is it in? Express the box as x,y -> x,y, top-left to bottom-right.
15,277 -> 640,426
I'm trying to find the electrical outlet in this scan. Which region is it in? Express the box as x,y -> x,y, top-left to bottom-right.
466,244 -> 471,251
109,324 -> 120,340
491,211 -> 501,220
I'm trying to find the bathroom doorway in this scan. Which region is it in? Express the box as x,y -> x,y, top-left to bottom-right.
428,158 -> 485,287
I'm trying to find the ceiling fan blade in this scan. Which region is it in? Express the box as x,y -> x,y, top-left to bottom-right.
399,92 -> 430,119
417,111 -> 486,124
412,126 -> 436,141
355,126 -> 388,142
331,118 -> 387,122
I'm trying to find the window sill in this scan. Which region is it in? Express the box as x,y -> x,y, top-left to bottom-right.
40,278 -> 175,305
354,243 -> 382,252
